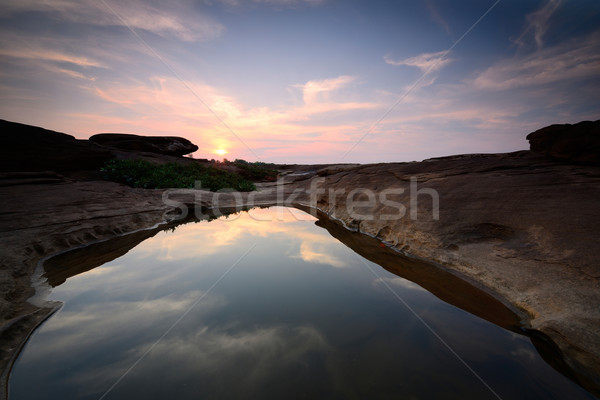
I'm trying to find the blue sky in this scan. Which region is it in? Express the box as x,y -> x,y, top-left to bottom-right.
0,0 -> 598,163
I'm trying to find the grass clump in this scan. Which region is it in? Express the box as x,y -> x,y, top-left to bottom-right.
101,159 -> 256,191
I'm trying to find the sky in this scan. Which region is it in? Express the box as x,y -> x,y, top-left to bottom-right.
0,0 -> 599,163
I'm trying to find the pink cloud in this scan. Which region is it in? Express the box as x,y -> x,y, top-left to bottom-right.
384,50 -> 452,73
57,74 -> 382,161
0,47 -> 105,68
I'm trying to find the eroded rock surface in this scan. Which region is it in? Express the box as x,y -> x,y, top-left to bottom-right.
0,180 -> 171,397
1,121 -> 600,398
298,151 -> 600,393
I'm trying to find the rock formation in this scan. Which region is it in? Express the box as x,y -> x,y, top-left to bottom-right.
527,120 -> 600,164
0,120 -> 112,172
1,120 -> 599,398
90,133 -> 199,156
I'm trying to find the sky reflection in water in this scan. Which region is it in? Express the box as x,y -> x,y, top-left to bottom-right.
10,207 -> 595,400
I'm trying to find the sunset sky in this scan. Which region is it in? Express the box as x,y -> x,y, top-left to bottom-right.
1,0 -> 599,163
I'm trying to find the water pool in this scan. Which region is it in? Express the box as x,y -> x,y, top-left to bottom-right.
9,207 -> 595,399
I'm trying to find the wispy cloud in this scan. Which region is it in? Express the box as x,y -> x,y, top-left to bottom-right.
287,75 -> 380,118
294,75 -> 355,104
218,0 -> 325,7
253,0 -> 325,5
0,0 -> 224,42
384,50 -> 452,73
31,72 -> 380,161
514,0 -> 563,48
424,0 -> 451,36
0,46 -> 105,69
471,33 -> 600,90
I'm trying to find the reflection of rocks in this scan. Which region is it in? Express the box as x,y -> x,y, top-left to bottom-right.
90,133 -> 199,156
312,213 -> 522,331
313,213 -> 584,386
1,120 -> 600,398
527,120 -> 600,164
300,151 -> 600,395
0,180 -> 170,396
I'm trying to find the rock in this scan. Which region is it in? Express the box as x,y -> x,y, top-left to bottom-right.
297,150 -> 600,394
0,180 -> 171,397
2,119 -> 600,397
526,120 -> 600,164
0,171 -> 68,187
0,120 -> 113,172
90,133 -> 198,156
316,164 -> 360,176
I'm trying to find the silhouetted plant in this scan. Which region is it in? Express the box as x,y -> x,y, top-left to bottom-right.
225,159 -> 278,181
101,159 -> 256,191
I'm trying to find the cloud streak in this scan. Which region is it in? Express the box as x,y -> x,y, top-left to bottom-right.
384,50 -> 452,73
514,0 -> 563,48
471,33 -> 600,90
424,0 -> 452,36
0,46 -> 105,69
0,0 -> 225,42
296,75 -> 356,104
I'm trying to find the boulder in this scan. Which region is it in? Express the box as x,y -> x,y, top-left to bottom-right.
526,120 -> 600,164
90,133 -> 198,156
0,120 -> 113,172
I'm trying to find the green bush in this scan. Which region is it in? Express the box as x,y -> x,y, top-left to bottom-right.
101,159 -> 256,191
227,159 -> 278,181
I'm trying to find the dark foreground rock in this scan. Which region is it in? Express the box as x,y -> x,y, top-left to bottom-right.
0,120 -> 113,173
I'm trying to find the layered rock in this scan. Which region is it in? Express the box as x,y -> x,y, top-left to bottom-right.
90,133 -> 199,156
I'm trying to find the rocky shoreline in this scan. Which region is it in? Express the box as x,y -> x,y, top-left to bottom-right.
1,120 -> 599,398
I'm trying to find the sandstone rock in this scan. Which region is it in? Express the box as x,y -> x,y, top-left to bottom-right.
0,179 -> 171,397
0,120 -> 113,172
316,164 -> 360,176
2,120 -> 600,397
527,120 -> 600,164
296,151 -> 600,394
90,133 -> 199,156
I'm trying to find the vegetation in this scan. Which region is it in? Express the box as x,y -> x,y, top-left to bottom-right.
225,158 -> 279,181
101,159 -> 256,191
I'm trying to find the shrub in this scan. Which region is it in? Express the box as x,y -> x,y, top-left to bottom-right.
101,159 -> 256,191
226,159 -> 278,181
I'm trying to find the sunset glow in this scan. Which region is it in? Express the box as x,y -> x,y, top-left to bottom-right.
0,0 -> 598,163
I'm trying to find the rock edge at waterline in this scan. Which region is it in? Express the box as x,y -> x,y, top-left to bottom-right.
1,120 -> 599,398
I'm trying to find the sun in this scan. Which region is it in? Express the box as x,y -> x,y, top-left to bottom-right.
214,149 -> 228,156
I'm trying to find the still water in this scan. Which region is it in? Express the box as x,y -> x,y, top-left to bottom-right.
10,207 -> 595,399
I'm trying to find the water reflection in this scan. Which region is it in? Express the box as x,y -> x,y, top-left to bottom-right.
11,207 -> 595,399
